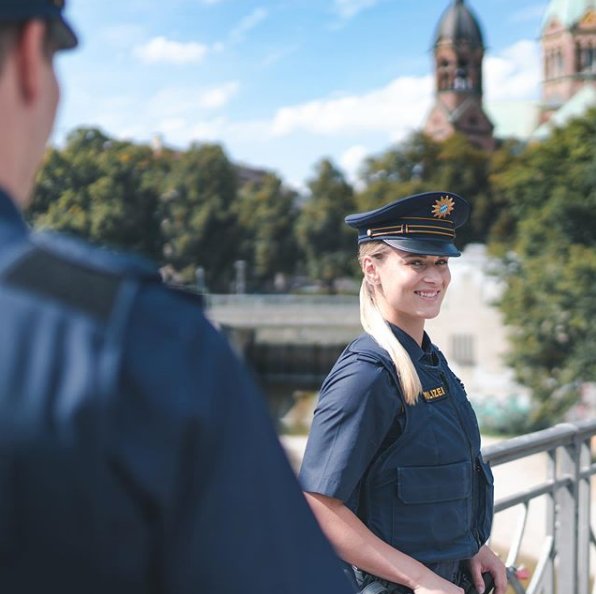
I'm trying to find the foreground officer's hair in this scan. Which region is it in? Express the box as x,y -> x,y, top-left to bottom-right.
358,241 -> 423,405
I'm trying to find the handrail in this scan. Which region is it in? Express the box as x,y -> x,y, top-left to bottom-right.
481,420 -> 596,594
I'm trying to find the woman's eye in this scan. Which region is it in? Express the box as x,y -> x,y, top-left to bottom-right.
436,259 -> 448,266
409,260 -> 424,267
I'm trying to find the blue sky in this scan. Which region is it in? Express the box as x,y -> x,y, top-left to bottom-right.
54,0 -> 547,189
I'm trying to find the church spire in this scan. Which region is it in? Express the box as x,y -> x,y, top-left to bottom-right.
434,0 -> 484,49
424,1 -> 495,151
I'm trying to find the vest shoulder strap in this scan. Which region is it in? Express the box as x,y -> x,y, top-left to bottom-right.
2,246 -> 124,323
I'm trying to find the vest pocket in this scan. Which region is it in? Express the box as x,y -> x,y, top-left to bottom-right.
475,457 -> 494,544
393,461 -> 472,550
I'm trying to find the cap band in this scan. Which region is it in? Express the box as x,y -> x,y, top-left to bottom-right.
366,217 -> 456,240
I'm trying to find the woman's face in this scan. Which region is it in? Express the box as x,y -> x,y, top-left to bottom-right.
365,246 -> 451,333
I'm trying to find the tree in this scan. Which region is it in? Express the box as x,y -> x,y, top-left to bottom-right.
357,132 -> 439,213
161,143 -> 240,292
492,108 -> 596,427
235,173 -> 299,291
29,127 -> 168,262
295,159 -> 356,292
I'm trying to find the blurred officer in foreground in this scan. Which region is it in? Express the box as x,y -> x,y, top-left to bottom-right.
0,2 -> 353,593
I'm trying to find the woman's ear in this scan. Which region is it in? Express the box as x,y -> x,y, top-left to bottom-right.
362,255 -> 381,286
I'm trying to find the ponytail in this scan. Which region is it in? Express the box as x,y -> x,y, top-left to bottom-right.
358,243 -> 422,405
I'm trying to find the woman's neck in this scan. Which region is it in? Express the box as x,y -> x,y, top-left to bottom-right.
378,306 -> 425,346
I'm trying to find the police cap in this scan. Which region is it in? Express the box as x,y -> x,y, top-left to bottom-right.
0,0 -> 78,50
345,191 -> 470,257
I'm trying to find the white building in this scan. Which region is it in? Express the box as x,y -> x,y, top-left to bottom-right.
426,243 -> 530,410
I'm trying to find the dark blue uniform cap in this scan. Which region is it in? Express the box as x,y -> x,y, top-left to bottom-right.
345,191 -> 470,257
0,0 -> 78,50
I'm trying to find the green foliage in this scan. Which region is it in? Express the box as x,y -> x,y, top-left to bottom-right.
160,143 -> 240,292
235,173 -> 299,290
296,159 -> 356,292
492,108 -> 596,427
29,127 -> 168,262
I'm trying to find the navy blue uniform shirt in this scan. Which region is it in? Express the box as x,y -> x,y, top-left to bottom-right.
0,189 -> 353,594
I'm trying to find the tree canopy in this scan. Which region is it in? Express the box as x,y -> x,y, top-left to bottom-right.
27,111 -> 596,426
295,159 -> 357,292
490,108 -> 596,427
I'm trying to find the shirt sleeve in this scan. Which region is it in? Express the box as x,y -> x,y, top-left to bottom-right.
115,284 -> 355,594
299,352 -> 401,503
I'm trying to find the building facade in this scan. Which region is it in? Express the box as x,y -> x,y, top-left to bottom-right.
540,0 -> 596,119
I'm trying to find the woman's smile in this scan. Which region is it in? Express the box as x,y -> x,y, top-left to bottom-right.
414,289 -> 442,300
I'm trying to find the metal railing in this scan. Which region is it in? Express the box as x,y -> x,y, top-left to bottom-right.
482,420 -> 596,594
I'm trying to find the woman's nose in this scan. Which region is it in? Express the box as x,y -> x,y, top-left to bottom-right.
422,266 -> 443,283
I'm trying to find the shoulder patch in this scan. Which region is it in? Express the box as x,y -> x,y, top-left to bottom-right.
4,247 -> 123,323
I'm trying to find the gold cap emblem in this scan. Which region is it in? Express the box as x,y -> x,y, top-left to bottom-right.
432,196 -> 455,219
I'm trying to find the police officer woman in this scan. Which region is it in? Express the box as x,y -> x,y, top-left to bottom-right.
299,192 -> 507,594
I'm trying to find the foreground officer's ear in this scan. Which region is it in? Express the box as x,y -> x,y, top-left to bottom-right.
16,21 -> 49,105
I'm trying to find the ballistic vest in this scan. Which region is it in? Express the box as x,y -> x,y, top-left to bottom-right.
346,333 -> 494,563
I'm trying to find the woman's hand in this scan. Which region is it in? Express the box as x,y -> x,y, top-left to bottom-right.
467,545 -> 507,594
413,569 -> 464,594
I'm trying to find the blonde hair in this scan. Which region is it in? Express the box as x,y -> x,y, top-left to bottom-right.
358,242 -> 422,405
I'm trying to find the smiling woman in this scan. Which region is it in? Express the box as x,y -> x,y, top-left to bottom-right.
299,191 -> 508,594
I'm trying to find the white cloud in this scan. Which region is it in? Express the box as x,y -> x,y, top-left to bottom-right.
485,39 -> 541,101
198,82 -> 240,109
144,82 -> 240,120
334,0 -> 379,20
134,37 -> 209,64
271,75 -> 433,140
260,44 -> 300,68
229,7 -> 268,44
339,145 -> 369,186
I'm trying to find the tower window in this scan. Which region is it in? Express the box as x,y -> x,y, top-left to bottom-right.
557,50 -> 564,76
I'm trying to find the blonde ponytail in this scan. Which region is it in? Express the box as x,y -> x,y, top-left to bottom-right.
358,243 -> 422,405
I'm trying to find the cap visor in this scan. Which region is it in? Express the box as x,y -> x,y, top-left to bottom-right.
383,238 -> 461,257
49,17 -> 78,50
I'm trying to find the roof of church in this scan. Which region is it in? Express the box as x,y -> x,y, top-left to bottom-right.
541,0 -> 596,30
434,0 -> 485,49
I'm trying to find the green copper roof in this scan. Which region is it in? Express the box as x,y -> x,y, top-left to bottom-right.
542,0 -> 596,30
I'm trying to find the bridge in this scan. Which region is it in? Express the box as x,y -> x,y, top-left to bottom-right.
205,294 -> 361,396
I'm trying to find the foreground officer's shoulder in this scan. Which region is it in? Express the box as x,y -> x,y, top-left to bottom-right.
31,231 -> 161,280
6,232 -> 162,323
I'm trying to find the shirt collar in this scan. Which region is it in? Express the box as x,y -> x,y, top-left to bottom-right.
388,322 -> 435,363
0,188 -> 28,238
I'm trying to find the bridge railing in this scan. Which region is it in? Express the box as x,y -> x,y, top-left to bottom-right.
483,420 -> 596,594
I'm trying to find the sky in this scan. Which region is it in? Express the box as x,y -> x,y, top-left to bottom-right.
54,0 -> 548,190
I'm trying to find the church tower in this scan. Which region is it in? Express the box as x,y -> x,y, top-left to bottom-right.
424,0 -> 495,151
540,0 -> 596,123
